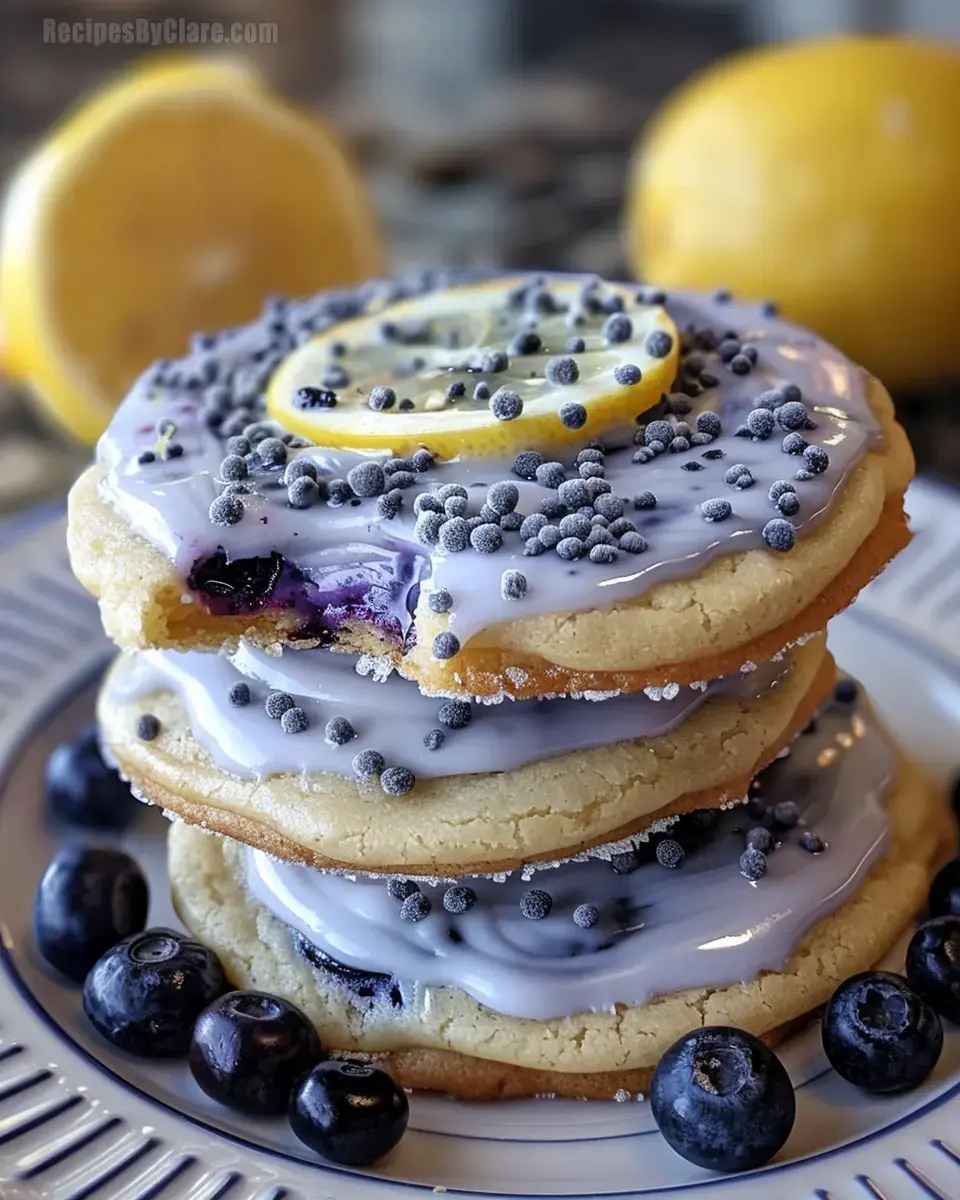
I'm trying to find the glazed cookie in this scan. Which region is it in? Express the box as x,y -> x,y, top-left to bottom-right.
101,636 -> 830,876
169,692 -> 951,1100
69,274 -> 912,700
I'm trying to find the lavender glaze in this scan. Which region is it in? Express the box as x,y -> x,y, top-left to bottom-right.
96,276 -> 883,647
246,694 -> 893,1019
108,643 -> 789,779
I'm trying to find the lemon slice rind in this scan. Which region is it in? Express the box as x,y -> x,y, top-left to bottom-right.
266,276 -> 679,458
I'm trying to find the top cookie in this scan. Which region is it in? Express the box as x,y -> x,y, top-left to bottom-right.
68,272 -> 913,696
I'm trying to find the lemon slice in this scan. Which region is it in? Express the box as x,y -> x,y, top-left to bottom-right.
0,56 -> 384,445
266,275 -> 679,458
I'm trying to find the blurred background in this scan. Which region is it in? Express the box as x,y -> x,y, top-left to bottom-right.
1,0 -> 958,512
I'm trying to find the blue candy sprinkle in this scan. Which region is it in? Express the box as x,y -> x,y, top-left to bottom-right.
614,363 -> 642,386
803,445 -> 830,475
775,401 -> 808,431
746,409 -> 775,439
700,498 -> 732,522
696,411 -> 722,437
762,518 -> 797,552
432,632 -> 461,660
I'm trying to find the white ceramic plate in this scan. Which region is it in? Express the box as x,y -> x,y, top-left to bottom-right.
1,481 -> 959,1200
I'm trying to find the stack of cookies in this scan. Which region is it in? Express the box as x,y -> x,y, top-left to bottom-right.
68,271 -> 949,1100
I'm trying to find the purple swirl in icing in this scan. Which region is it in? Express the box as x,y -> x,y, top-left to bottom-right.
95,275 -> 883,647
244,692 -> 893,1020
107,643 -> 790,780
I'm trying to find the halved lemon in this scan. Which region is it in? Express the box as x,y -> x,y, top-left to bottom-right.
267,276 -> 678,458
0,56 -> 384,445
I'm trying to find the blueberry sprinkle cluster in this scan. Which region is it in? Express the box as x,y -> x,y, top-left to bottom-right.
414,453 -> 653,575
398,312 -> 836,573
727,683 -> 863,881
132,273 -> 457,525
367,678 -> 861,921
208,670 -> 477,798
364,705 -> 849,927
133,272 -> 854,611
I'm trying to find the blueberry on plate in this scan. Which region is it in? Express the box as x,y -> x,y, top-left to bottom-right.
650,1026 -> 795,1172
45,722 -> 139,829
33,846 -> 148,982
290,1060 -> 409,1165
928,857 -> 960,918
83,927 -> 225,1056
906,916 -> 960,1023
821,970 -> 943,1093
189,991 -> 322,1113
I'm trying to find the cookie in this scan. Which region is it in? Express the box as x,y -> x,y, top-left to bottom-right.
404,488 -> 909,698
169,743 -> 950,1100
68,275 -> 912,705
100,636 -> 830,876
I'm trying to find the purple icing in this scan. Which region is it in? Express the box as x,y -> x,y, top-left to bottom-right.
95,275 -> 883,647
107,643 -> 791,780
246,691 -> 893,1020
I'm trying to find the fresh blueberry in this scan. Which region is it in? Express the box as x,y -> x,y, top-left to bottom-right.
928,857 -> 960,918
189,990 -> 322,1113
45,723 -> 139,829
83,927 -> 225,1056
33,846 -> 148,982
650,1026 -> 795,1171
290,1060 -> 409,1165
906,917 -> 960,1023
821,970 -> 943,1093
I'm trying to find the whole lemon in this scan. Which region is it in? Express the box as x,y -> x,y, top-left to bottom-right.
627,38 -> 960,389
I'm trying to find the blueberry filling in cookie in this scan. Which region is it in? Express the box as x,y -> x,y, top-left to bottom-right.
187,547 -> 422,642
294,935 -> 405,1011
187,549 -> 285,610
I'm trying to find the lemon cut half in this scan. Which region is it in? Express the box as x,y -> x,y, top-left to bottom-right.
0,57 -> 384,444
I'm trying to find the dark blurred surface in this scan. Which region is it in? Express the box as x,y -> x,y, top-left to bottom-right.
0,0 -> 957,508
